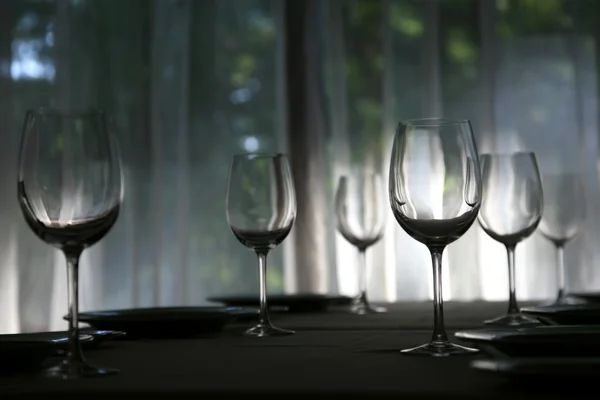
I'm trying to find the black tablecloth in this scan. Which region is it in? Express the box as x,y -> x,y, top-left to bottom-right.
0,301 -> 595,399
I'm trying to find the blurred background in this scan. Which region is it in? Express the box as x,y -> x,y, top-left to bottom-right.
1,0 -> 600,333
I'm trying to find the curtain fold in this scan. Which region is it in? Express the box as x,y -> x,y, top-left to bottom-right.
284,0 -> 330,293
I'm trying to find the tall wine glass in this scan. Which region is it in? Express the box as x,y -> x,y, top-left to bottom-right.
335,167 -> 386,314
17,108 -> 123,379
389,118 -> 481,356
539,174 -> 585,304
226,153 -> 296,337
478,152 -> 543,326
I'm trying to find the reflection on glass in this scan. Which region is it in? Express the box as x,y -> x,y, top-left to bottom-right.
335,167 -> 386,314
478,152 -> 543,327
539,174 -> 585,304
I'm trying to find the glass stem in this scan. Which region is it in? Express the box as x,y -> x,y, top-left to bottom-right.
256,251 -> 271,327
65,249 -> 84,365
506,244 -> 519,315
555,244 -> 565,302
430,248 -> 448,343
357,248 -> 368,306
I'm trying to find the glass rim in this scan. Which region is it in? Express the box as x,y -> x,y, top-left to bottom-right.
26,107 -> 108,117
231,152 -> 288,159
402,118 -> 470,127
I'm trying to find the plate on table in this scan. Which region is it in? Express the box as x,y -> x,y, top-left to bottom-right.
76,307 -> 257,338
521,304 -> 600,325
207,294 -> 354,313
565,292 -> 600,304
455,325 -> 600,358
0,331 -> 95,352
471,358 -> 600,381
77,328 -> 127,347
80,328 -> 127,340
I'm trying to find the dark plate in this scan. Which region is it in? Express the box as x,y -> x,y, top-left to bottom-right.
207,294 -> 354,313
566,292 -> 600,304
79,328 -> 127,343
51,328 -> 127,348
471,358 -> 600,381
521,304 -> 600,325
0,339 -> 58,376
76,307 -> 256,338
0,332 -> 95,351
456,325 -> 600,357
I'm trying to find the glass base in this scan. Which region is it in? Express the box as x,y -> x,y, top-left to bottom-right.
44,360 -> 118,380
401,340 -> 479,357
244,323 -> 294,337
350,303 -> 388,315
484,313 -> 541,327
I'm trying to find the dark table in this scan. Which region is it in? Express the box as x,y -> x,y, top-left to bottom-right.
0,301 -> 594,399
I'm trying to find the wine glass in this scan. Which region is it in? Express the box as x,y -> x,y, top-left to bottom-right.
226,153 -> 296,337
389,118 -> 481,356
538,173 -> 585,304
17,108 -> 123,379
335,167 -> 386,314
478,152 -> 543,326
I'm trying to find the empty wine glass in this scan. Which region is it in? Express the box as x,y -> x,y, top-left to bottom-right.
226,153 -> 296,337
17,108 -> 123,379
478,152 -> 543,326
389,118 -> 481,356
335,167 -> 386,314
539,173 -> 585,304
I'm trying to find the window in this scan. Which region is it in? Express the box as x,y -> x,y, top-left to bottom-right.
1,0 -> 599,333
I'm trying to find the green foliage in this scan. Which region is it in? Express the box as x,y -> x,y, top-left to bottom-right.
342,0 -> 386,166
231,54 -> 257,87
497,0 -> 571,36
390,2 -> 423,37
446,28 -> 477,65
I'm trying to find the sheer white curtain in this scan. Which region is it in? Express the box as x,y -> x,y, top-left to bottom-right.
1,0 -> 600,334
0,0 -> 288,333
324,0 -> 600,303
329,0 -> 600,300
